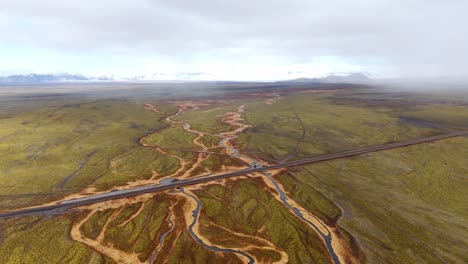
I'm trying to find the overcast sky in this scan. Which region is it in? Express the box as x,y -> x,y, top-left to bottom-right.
0,0 -> 467,80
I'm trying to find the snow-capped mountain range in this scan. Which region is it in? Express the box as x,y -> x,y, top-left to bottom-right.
0,73 -> 89,83
0,72 -> 370,83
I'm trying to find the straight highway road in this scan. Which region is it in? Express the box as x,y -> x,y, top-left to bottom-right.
1,130 -> 467,219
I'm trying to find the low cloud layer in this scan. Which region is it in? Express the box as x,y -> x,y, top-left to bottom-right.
1,0 -> 467,79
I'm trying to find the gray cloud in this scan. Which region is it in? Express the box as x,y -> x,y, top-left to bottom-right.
1,0 -> 467,77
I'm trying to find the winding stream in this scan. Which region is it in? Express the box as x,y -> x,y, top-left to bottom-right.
68,103 -> 346,263
217,105 -> 342,264
148,214 -> 175,264
262,170 -> 340,264
219,138 -> 240,158
180,188 -> 255,264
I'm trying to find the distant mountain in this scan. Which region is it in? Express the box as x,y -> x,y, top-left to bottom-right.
321,73 -> 370,83
291,73 -> 370,84
125,72 -> 210,81
125,73 -> 171,81
0,72 -> 371,84
91,75 -> 115,81
0,73 -> 89,83
0,72 -> 212,83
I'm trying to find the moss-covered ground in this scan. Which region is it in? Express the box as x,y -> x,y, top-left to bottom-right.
0,99 -> 167,209
1,87 -> 467,263
238,91 -> 444,162
0,216 -> 106,264
194,179 -> 333,263
277,136 -> 468,263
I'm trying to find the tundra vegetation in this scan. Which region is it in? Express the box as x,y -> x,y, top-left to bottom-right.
0,86 -> 467,263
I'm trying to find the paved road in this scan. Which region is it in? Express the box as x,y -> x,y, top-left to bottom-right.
1,130 -> 467,219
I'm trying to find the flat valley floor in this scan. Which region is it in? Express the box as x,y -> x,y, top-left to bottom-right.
0,83 -> 467,263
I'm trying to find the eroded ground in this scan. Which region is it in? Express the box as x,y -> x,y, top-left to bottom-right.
0,87 -> 467,263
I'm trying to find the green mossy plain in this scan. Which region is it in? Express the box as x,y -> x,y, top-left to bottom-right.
277,137 -> 468,263
173,103 -> 239,135
0,99 -> 167,209
1,88 -> 467,263
103,197 -> 170,261
0,216 -> 101,264
194,179 -> 332,263
238,92 -> 439,162
236,90 -> 468,263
